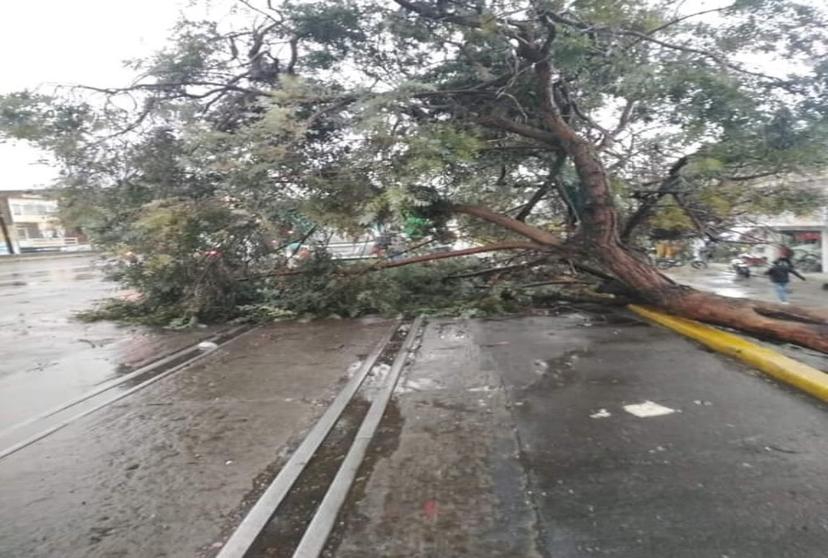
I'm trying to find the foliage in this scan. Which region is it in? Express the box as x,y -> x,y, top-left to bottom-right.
81,251 -> 542,325
2,0 -> 828,324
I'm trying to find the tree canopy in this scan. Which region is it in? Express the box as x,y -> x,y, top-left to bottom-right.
2,0 -> 827,347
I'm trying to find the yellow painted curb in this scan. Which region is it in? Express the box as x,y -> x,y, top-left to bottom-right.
628,304 -> 828,403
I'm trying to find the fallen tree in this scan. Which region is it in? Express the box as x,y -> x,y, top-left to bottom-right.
1,0 -> 827,350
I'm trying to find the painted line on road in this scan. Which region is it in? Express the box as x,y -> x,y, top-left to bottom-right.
0,326 -> 256,462
292,315 -> 424,558
629,305 -> 828,403
215,319 -> 402,558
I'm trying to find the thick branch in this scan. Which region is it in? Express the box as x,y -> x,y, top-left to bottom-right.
376,241 -> 544,270
515,184 -> 549,222
672,193 -> 714,240
476,115 -> 562,148
443,257 -> 548,281
243,240 -> 544,281
452,204 -> 563,246
620,156 -> 689,241
515,154 -> 568,222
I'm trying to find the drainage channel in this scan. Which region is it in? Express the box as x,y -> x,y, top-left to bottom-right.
0,324 -> 255,462
215,316 -> 425,558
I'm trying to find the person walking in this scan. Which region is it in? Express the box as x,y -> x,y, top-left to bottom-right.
765,258 -> 805,304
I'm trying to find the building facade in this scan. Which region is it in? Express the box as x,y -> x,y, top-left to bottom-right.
0,191 -> 86,255
742,175 -> 828,272
758,209 -> 828,272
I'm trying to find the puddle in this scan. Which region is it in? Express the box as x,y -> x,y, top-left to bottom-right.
532,349 -> 589,390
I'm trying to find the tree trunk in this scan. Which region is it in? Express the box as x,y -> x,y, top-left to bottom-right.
503,57 -> 828,353
384,3 -> 828,353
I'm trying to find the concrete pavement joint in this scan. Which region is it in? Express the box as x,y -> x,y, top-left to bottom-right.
629,305 -> 828,403
293,316 -> 425,558
215,319 -> 402,558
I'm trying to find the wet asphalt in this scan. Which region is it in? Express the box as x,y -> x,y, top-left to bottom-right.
0,255 -> 218,429
669,263 -> 827,309
669,265 -> 828,372
333,309 -> 828,558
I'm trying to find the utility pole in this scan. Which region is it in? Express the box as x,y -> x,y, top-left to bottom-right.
0,213 -> 15,255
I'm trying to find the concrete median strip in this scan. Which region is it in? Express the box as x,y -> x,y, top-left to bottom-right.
629,304 -> 828,403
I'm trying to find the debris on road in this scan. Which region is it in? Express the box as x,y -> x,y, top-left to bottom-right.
622,400 -> 677,418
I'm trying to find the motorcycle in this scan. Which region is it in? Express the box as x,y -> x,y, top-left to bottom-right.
730,257 -> 751,278
655,257 -> 685,270
655,256 -> 707,270
690,257 -> 708,270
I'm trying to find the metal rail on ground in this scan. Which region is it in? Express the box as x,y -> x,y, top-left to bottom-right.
0,326 -> 255,462
216,320 -> 403,558
292,315 -> 424,558
0,326 -> 248,440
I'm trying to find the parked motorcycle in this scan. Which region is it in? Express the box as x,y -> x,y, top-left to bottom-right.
690,257 -> 708,270
730,257 -> 751,278
655,257 -> 707,270
655,258 -> 685,270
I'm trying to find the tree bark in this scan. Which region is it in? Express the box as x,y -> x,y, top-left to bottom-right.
525,57 -> 828,353
394,3 -> 828,353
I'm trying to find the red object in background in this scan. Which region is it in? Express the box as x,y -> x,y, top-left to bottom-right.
740,254 -> 767,266
792,231 -> 821,241
422,498 -> 439,521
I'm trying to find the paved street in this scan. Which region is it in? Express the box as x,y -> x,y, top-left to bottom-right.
669,263 -> 828,309
0,255 -> 216,429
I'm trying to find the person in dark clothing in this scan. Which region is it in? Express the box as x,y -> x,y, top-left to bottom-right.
765,258 -> 805,303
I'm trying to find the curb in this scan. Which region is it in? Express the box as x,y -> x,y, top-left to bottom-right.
628,304 -> 828,403
0,251 -> 98,263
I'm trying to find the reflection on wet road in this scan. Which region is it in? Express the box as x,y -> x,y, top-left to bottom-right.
0,256 -> 216,431
670,263 -> 827,309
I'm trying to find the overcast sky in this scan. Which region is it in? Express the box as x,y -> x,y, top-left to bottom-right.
0,0 -> 821,190
0,0 -> 195,189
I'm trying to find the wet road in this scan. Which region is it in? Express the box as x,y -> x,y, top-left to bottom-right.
0,256 -> 217,431
333,309 -> 828,557
670,263 -> 828,309
0,318 -> 393,558
2,303 -> 826,557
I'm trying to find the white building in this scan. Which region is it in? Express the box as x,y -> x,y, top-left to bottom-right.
0,191 -> 85,255
745,176 -> 827,272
